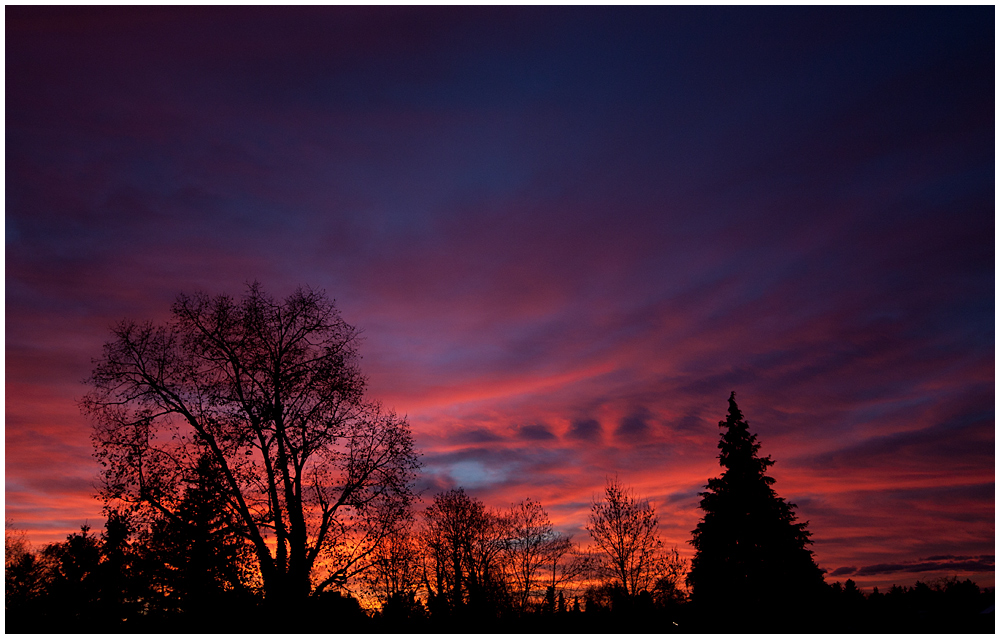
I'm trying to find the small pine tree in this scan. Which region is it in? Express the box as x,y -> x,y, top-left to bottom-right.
544,584 -> 556,614
143,453 -> 255,623
688,393 -> 825,624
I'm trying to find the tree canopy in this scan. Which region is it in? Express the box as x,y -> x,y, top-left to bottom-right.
81,284 -> 420,607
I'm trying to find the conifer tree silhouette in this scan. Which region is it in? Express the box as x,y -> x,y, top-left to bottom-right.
142,453 -> 255,628
687,393 -> 825,626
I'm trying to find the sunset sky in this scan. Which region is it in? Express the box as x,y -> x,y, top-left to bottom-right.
6,6 -> 994,591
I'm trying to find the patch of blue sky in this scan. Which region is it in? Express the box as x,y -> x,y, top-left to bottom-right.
445,461 -> 507,489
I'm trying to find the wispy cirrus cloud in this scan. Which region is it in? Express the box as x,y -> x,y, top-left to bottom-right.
831,555 -> 995,578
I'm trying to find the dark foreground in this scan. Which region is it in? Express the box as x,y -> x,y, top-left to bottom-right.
6,579 -> 994,634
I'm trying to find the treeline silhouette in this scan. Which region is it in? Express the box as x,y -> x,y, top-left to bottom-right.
6,287 -> 993,632
5,497 -> 993,633
4,478 -> 686,633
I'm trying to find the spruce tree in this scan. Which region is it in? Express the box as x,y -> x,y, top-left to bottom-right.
143,453 -> 255,626
688,393 -> 825,625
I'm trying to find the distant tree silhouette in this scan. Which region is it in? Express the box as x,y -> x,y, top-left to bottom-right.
5,520 -> 30,567
8,516 -> 154,632
364,516 -> 422,611
821,576 -> 993,633
38,525 -> 103,629
582,580 -> 628,614
376,589 -> 428,629
92,509 -> 144,627
650,546 -> 688,609
5,523 -> 48,627
501,498 -> 564,613
420,488 -> 511,620
538,534 -> 593,610
586,477 -> 666,598
543,584 -> 557,614
687,392 -> 825,626
80,284 -> 420,608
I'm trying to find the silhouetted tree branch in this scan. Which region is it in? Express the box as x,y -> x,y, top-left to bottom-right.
81,284 -> 420,606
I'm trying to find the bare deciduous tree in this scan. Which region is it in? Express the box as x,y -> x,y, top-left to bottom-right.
586,477 -> 662,597
364,519 -> 422,607
541,535 -> 596,602
502,498 -> 555,612
420,488 -> 509,614
650,546 -> 688,606
81,284 -> 420,606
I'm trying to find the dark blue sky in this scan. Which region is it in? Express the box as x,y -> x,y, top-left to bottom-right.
6,6 -> 994,589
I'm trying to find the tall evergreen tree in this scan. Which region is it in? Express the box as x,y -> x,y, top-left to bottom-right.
688,393 -> 824,626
